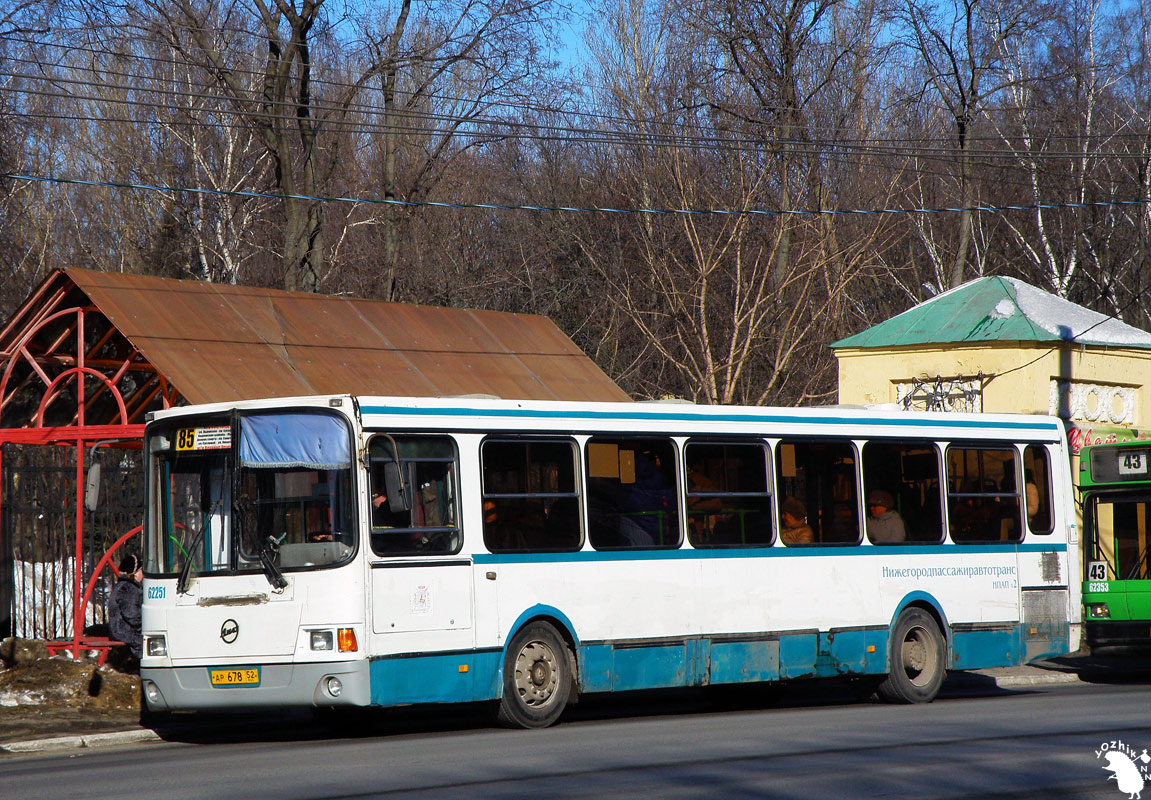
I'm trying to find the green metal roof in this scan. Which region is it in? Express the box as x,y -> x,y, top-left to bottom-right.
832,276 -> 1151,351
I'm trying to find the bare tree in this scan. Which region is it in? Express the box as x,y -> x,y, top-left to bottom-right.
124,0 -> 341,291
900,0 -> 1047,289
578,0 -> 889,404
343,0 -> 557,300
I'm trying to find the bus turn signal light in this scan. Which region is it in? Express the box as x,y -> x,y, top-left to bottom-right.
338,628 -> 358,652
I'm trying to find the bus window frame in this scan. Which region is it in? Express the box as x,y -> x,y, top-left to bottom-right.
480,436 -> 583,554
683,437 -> 774,549
1023,443 -> 1055,535
944,443 -> 1023,545
585,434 -> 682,551
1084,489 -> 1151,582
367,433 -> 463,557
860,439 -> 944,546
772,436 -> 862,547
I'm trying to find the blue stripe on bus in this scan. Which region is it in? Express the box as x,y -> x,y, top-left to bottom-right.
359,404 -> 1063,432
472,542 -> 1065,565
365,622 -> 1070,706
951,628 -> 1019,670
369,651 -> 502,706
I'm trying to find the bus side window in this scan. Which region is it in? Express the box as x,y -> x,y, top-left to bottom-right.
481,439 -> 581,553
586,436 -> 680,550
775,439 -> 860,546
946,446 -> 1021,544
1024,445 -> 1053,534
685,441 -> 773,547
368,435 -> 460,556
862,441 -> 943,545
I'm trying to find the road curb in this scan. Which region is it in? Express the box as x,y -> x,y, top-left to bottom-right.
0,727 -> 160,754
990,671 -> 1081,687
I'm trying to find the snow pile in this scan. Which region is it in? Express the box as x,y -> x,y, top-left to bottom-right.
1007,277 -> 1151,347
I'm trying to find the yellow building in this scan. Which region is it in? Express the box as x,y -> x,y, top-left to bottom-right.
832,277 -> 1151,455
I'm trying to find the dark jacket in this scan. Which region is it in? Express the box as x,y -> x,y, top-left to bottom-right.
108,576 -> 143,657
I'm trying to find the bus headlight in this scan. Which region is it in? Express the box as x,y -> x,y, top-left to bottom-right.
146,635 -> 168,657
310,630 -> 334,651
325,677 -> 343,697
1088,603 -> 1111,619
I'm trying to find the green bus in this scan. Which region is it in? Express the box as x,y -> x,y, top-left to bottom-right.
1080,439 -> 1151,648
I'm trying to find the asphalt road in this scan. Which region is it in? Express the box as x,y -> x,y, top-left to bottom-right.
2,680 -> 1149,799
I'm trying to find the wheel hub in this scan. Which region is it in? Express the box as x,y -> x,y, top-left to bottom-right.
515,641 -> 559,707
904,636 -> 927,672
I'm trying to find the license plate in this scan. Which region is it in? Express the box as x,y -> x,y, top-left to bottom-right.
209,667 -> 260,687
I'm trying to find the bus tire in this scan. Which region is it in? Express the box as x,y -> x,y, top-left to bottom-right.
877,607 -> 946,704
496,622 -> 572,729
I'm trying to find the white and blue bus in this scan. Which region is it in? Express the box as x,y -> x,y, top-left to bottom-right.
139,395 -> 1079,727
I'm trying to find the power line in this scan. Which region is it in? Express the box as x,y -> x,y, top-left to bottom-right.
9,72 -> 1151,171
9,35 -> 1151,158
5,171 -> 1148,220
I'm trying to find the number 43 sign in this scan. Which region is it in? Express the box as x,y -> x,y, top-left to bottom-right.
1119,451 -> 1149,476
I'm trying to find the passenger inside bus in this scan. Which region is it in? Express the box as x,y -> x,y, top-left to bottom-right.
866,490 -> 906,543
368,456 -> 459,554
615,452 -> 674,546
779,497 -> 814,544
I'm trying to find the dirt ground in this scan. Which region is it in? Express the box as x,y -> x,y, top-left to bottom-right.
0,637 -> 141,720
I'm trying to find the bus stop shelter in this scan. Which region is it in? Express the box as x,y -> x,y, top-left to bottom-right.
0,268 -> 628,659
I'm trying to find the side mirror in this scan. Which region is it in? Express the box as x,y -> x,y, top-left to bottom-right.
84,462 -> 101,512
383,463 -> 409,512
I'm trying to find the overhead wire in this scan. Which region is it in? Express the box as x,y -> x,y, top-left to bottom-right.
5,26 -> 1151,215
8,33 -> 1151,158
3,172 -> 1147,222
7,69 -> 1151,173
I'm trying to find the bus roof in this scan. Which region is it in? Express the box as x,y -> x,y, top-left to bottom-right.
148,394 -> 1068,441
1079,439 -> 1151,489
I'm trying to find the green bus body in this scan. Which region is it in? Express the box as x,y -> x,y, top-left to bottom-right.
1079,440 -> 1151,647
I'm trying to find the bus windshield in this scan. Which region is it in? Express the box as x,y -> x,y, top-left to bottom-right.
1086,493 -> 1151,582
146,412 -> 356,582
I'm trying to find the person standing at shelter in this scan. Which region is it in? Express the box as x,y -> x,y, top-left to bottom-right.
108,553 -> 144,660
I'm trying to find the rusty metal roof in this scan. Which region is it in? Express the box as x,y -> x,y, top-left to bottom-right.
8,268 -> 628,409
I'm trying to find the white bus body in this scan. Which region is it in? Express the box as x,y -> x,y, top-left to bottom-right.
139,395 -> 1079,726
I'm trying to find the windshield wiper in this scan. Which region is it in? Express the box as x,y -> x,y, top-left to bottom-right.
260,535 -> 288,592
176,525 -> 206,595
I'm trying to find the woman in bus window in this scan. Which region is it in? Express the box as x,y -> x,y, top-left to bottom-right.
780,497 -> 814,544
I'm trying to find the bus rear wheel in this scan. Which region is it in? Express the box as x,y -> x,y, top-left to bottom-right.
877,608 -> 946,704
496,622 -> 572,729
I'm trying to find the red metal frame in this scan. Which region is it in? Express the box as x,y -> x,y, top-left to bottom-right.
1,294 -> 166,660
45,525 -> 143,665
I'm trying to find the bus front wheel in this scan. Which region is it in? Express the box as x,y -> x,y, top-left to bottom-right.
877,608 -> 946,704
496,622 -> 573,729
